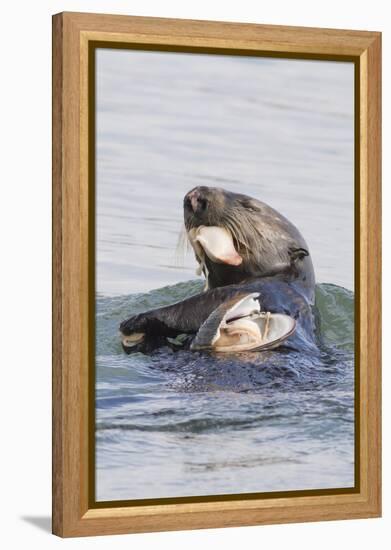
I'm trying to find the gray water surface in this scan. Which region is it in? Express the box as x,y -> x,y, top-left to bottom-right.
95,50 -> 355,501
96,50 -> 354,295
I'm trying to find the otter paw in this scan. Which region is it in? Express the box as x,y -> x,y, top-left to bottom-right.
119,313 -> 148,336
121,332 -> 145,354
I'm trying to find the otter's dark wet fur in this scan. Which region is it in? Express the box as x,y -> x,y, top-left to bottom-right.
120,186 -> 317,354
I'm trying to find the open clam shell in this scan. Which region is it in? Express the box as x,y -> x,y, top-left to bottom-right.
191,293 -> 296,353
188,226 -> 242,267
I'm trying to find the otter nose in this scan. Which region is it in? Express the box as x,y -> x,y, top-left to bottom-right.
184,188 -> 207,214
187,189 -> 200,212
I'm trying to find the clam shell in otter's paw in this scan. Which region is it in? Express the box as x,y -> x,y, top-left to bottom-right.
121,332 -> 145,353
191,293 -> 296,353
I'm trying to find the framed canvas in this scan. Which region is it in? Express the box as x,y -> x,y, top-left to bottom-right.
52,12 -> 381,537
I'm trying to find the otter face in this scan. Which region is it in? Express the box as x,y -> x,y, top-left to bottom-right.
184,186 -> 228,230
183,185 -> 266,261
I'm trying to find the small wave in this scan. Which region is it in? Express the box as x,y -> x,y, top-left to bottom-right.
315,283 -> 354,350
96,413 -> 289,434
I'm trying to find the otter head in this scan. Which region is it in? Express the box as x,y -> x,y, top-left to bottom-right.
184,186 -> 228,229
183,186 -> 315,299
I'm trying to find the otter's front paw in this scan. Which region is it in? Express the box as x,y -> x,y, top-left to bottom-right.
121,332 -> 145,354
119,314 -> 148,353
119,313 -> 171,355
120,313 -> 149,336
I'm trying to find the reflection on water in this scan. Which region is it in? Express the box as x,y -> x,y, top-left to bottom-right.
95,50 -> 355,501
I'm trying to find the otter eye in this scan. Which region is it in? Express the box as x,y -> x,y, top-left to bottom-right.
239,198 -> 259,213
198,198 -> 207,211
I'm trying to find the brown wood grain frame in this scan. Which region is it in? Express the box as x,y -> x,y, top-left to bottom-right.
52,12 -> 381,537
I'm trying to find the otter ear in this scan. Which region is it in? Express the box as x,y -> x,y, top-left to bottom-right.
288,247 -> 309,262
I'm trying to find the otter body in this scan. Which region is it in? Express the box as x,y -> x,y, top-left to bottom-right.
120,187 -> 317,354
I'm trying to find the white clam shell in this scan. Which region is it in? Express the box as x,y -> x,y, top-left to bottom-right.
189,226 -> 242,266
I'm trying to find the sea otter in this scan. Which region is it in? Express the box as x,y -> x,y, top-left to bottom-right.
120,187 -> 317,354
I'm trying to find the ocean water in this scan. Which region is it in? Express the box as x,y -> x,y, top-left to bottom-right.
95,50 -> 355,501
96,282 -> 354,500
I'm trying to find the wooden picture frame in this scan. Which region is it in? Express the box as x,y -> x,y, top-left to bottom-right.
52,11 -> 381,537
